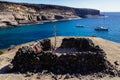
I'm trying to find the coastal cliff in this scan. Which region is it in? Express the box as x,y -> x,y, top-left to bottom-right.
0,1 -> 101,28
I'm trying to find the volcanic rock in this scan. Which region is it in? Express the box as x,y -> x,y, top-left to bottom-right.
11,38 -> 120,76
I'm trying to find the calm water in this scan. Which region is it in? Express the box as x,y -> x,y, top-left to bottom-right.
0,12 -> 120,49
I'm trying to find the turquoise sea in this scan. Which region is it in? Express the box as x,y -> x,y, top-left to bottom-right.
0,12 -> 120,49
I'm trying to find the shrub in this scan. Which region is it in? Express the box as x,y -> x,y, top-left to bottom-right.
0,50 -> 3,55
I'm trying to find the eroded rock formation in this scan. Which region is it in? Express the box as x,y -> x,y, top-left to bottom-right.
0,1 -> 101,28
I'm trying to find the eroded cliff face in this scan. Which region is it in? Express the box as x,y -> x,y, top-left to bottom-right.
0,1 -> 101,28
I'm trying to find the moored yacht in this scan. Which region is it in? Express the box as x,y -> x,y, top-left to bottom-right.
95,26 -> 108,31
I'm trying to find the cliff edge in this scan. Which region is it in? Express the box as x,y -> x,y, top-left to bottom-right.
0,1 -> 101,28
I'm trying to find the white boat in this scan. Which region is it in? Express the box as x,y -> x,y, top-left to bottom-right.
37,22 -> 44,24
52,20 -> 58,22
95,26 -> 108,31
76,24 -> 84,27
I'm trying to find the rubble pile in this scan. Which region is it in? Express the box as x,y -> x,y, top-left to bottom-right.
11,38 -> 119,76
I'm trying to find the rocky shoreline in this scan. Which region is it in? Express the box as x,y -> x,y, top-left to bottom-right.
3,17 -> 81,29
0,12 -> 80,28
0,1 -> 101,28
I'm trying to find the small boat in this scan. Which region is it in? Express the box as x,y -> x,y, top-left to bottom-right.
37,22 -> 44,24
95,26 -> 108,31
76,25 -> 84,27
51,20 -> 58,22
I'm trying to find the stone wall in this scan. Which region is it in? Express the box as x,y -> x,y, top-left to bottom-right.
11,38 -> 120,76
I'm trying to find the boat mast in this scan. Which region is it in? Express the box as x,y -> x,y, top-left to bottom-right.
54,25 -> 56,50
104,12 -> 105,26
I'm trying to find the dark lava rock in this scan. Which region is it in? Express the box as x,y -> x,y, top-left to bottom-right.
40,39 -> 52,51
60,38 -> 102,52
11,38 -> 120,76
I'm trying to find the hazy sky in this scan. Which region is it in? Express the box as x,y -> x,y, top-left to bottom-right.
1,0 -> 120,12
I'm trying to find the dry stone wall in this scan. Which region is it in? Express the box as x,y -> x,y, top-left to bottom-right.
11,38 -> 120,76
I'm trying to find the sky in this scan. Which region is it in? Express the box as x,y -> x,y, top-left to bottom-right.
1,0 -> 120,12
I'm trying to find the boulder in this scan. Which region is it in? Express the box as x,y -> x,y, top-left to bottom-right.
0,22 -> 7,28
40,39 -> 52,51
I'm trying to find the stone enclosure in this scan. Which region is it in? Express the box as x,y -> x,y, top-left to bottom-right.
11,38 -> 119,75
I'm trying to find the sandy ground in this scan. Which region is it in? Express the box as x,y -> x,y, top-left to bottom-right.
0,36 -> 120,80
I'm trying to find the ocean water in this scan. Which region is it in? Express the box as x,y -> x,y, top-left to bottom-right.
0,12 -> 120,49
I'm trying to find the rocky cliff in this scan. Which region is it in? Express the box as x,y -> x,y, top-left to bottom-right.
0,1 -> 101,28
